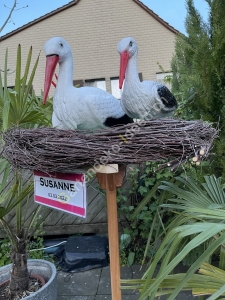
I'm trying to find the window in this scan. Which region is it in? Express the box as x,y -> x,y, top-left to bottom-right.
110,77 -> 122,99
156,72 -> 172,89
73,80 -> 84,87
85,78 -> 106,91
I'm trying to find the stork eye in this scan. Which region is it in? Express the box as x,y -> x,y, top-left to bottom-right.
129,41 -> 133,46
60,43 -> 63,47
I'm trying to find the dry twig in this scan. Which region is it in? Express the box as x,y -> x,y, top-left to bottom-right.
2,119 -> 218,173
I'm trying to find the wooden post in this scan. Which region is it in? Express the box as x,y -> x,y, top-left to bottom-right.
96,164 -> 125,300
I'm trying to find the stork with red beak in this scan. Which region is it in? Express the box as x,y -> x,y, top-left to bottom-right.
43,37 -> 132,130
117,37 -> 177,120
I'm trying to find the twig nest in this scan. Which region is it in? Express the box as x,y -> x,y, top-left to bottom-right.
2,118 -> 218,172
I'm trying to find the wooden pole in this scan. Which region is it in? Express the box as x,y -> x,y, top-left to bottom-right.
96,164 -> 125,300
105,173 -> 121,300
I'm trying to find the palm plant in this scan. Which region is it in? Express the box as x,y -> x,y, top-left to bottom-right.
0,163 -> 39,296
0,45 -> 52,130
0,44 -> 52,298
121,175 -> 225,299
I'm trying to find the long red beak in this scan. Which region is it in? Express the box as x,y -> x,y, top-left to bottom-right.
119,51 -> 129,89
43,55 -> 59,105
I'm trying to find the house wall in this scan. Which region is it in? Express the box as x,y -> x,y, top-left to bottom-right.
0,0 -> 177,97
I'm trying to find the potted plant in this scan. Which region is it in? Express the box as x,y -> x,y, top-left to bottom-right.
0,44 -> 57,299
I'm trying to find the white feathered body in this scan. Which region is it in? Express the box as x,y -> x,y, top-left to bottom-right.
122,80 -> 174,120
117,37 -> 177,120
53,84 -> 126,130
121,54 -> 175,119
44,36 -> 130,130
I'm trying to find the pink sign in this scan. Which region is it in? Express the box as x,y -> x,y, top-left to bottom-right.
34,170 -> 86,218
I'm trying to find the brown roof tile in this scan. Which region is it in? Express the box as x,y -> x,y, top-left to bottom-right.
0,0 -> 179,41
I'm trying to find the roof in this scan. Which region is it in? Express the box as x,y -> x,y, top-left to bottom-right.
133,0 -> 179,34
0,0 -> 179,41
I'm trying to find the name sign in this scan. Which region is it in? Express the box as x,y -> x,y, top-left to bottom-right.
34,170 -> 86,218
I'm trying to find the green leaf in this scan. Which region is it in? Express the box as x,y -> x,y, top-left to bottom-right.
140,226 -> 225,299
127,252 -> 135,267
139,186 -> 148,196
15,44 -> 21,105
120,234 -> 131,250
5,181 -> 33,214
0,161 -> 10,195
23,52 -> 39,103
3,48 -> 8,103
219,245 -> 225,271
20,46 -> 32,102
2,100 -> 10,130
0,44 -> 52,130
208,204 -> 225,209
0,207 -> 6,218
204,284 -> 225,300
0,68 -> 3,100
131,181 -> 161,220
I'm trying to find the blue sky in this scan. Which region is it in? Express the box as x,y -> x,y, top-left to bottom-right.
0,0 -> 209,36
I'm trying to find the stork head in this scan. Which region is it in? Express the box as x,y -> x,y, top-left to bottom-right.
43,37 -> 72,104
117,37 -> 138,89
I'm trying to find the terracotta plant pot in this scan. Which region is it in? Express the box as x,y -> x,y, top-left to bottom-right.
0,259 -> 57,299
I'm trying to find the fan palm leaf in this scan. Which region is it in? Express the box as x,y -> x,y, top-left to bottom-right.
121,175 -> 225,299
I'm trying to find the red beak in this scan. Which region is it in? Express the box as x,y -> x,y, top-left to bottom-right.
119,51 -> 129,89
43,55 -> 59,105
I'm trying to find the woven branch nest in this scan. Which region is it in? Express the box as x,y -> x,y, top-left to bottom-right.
2,118 -> 218,173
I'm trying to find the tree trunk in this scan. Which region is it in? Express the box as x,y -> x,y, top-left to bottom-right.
8,229 -> 29,298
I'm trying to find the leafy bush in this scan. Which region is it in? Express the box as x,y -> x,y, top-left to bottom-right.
117,162 -> 176,266
171,0 -> 225,178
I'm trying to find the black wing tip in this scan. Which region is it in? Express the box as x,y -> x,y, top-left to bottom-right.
157,85 -> 177,108
104,115 -> 133,127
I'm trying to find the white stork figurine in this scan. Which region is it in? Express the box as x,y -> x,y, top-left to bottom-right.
117,37 -> 177,120
43,37 -> 132,130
